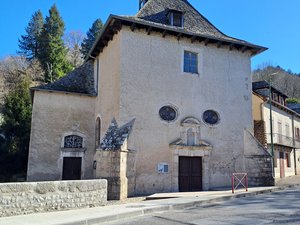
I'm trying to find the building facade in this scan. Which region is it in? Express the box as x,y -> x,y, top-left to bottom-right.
253,81 -> 300,178
28,0 -> 273,198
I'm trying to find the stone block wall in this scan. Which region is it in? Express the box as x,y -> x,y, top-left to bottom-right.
0,179 -> 107,218
95,150 -> 128,200
245,155 -> 274,186
254,120 -> 267,147
244,129 -> 274,186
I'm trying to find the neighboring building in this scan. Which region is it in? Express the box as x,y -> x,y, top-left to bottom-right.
287,103 -> 300,115
253,81 -> 300,178
28,0 -> 273,199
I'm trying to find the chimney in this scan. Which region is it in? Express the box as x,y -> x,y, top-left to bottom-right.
139,0 -> 148,10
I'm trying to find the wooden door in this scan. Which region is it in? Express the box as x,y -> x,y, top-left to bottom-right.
179,157 -> 202,192
279,152 -> 285,178
62,157 -> 82,180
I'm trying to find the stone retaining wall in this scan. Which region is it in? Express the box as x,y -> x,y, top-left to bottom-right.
0,179 -> 107,218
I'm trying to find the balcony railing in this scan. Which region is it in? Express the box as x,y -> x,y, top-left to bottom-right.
266,133 -> 300,148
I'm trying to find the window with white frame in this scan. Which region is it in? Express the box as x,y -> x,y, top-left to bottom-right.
184,51 -> 198,74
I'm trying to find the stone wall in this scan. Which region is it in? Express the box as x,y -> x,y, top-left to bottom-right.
244,130 -> 274,186
254,120 -> 267,147
0,180 -> 107,218
245,155 -> 274,186
95,149 -> 128,200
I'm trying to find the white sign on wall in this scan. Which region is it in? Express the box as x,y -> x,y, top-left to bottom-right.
157,163 -> 169,173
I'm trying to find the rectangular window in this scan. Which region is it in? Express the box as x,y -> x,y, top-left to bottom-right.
184,51 -> 198,74
296,127 -> 300,141
286,152 -> 291,168
169,11 -> 184,27
274,150 -> 277,168
272,93 -> 278,102
285,123 -> 290,138
173,13 -> 183,27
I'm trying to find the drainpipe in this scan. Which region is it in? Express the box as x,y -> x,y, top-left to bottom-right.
269,83 -> 275,178
292,114 -> 297,175
96,57 -> 100,95
260,101 -> 267,147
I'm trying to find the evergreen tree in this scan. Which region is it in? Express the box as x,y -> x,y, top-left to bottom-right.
0,78 -> 32,180
39,4 -> 72,83
18,10 -> 44,60
81,19 -> 103,57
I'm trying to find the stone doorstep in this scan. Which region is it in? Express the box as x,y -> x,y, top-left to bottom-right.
8,185 -> 295,225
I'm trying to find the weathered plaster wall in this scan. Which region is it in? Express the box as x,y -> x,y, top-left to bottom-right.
262,103 -> 298,178
252,93 -> 264,120
295,119 -> 300,175
27,91 -> 96,181
94,31 -> 121,141
0,180 -> 107,217
296,150 -> 300,175
117,27 -> 253,194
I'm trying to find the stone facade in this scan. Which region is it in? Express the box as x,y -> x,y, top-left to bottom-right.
28,0 -> 271,199
254,120 -> 267,147
0,180 -> 107,217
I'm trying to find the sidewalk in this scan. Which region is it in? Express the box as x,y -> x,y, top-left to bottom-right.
276,174 -> 300,186
1,184 -> 294,225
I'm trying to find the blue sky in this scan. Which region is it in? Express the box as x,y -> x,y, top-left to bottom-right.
1,0 -> 300,73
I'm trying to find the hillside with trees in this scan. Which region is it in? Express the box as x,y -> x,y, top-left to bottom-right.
252,65 -> 300,99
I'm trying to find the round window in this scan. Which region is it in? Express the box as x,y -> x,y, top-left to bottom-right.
159,106 -> 177,122
203,110 -> 220,125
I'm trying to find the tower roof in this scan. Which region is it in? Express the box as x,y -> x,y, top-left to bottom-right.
87,0 -> 267,59
136,0 -> 240,42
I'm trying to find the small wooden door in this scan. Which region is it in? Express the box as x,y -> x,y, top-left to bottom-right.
62,157 -> 82,180
179,157 -> 202,192
279,152 -> 285,178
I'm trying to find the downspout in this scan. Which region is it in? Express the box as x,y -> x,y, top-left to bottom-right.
260,101 -> 267,147
96,57 -> 100,95
292,114 -> 297,175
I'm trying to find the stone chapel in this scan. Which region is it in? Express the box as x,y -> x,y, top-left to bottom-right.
27,0 -> 274,199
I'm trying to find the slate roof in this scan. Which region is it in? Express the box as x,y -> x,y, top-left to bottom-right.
135,0 -> 245,43
287,103 -> 300,114
252,81 -> 288,98
32,61 -> 96,96
88,0 -> 267,59
100,118 -> 135,150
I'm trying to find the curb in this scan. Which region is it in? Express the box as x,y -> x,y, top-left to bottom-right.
56,185 -> 299,225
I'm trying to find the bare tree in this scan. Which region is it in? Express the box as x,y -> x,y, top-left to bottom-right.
253,64 -> 300,99
0,56 -> 44,111
64,30 -> 85,68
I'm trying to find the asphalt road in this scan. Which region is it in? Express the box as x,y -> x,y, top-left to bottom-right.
106,186 -> 300,225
